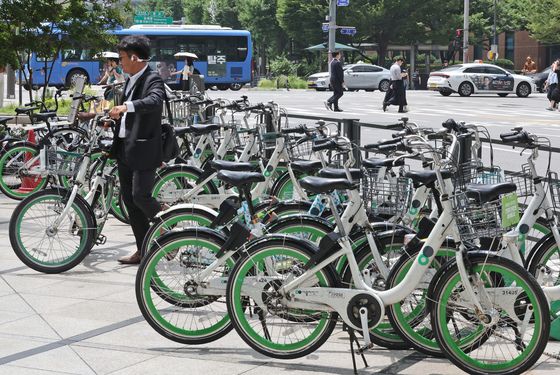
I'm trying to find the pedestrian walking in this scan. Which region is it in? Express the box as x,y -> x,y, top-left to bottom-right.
411,69 -> 420,90
324,51 -> 345,112
383,57 -> 407,113
171,56 -> 196,91
545,60 -> 559,110
108,35 -> 165,265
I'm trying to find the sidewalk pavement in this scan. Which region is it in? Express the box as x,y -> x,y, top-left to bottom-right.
0,193 -> 559,374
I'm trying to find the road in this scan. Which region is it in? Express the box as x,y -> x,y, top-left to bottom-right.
210,89 -> 560,173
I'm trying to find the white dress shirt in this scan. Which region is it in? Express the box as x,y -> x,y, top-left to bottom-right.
390,63 -> 402,81
119,64 -> 148,138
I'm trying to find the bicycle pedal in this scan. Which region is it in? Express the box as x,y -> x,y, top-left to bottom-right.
95,234 -> 107,246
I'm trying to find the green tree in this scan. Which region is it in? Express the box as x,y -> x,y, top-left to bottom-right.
0,0 -> 127,100
183,1 -> 205,24
276,0 -> 326,52
526,0 -> 560,43
238,0 -> 288,75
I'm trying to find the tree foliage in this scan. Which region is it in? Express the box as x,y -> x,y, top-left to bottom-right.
526,0 -> 560,43
0,0 -> 128,98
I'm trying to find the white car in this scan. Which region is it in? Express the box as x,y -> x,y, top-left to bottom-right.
307,63 -> 391,92
427,63 -> 536,97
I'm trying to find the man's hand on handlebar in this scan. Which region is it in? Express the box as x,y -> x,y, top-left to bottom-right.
109,105 -> 127,120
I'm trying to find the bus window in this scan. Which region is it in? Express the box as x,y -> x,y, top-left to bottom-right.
208,36 -> 248,62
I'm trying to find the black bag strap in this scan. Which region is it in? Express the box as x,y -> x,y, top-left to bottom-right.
163,90 -> 174,126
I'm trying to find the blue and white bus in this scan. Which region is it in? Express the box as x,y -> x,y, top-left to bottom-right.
27,24 -> 253,90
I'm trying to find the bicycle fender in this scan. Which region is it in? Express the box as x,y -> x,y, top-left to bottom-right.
153,202 -> 219,220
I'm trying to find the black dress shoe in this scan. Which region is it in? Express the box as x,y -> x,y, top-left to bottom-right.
324,101 -> 332,111
398,109 -> 408,113
382,102 -> 388,112
334,108 -> 343,112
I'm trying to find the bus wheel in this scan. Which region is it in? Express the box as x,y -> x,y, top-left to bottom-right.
230,83 -> 243,91
217,84 -> 229,91
66,69 -> 88,88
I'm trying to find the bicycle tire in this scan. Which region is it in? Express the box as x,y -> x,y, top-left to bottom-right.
0,142 -> 46,200
136,228 -> 234,344
226,235 -> 339,359
9,188 -> 96,273
431,253 -> 550,375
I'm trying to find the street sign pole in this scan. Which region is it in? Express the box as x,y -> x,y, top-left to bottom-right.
328,0 -> 337,68
463,0 -> 469,63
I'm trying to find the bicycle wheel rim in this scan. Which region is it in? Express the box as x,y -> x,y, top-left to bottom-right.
140,238 -> 232,339
152,171 -> 212,204
435,262 -> 546,373
145,213 -> 214,255
229,245 -> 335,356
0,146 -> 45,199
389,249 -> 455,353
14,193 -> 89,267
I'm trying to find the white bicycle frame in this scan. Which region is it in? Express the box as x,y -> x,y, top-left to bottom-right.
254,134 -> 518,331
498,147 -> 560,301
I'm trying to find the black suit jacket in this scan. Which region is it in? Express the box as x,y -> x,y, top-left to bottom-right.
111,66 -> 165,170
330,59 -> 344,86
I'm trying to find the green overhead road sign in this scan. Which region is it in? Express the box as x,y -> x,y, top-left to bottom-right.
133,12 -> 172,25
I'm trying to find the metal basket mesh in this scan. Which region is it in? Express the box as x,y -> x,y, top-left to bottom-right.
287,136 -> 314,160
456,161 -> 503,189
548,172 -> 560,211
504,164 -> 533,197
42,146 -> 82,177
452,192 -> 510,241
362,171 -> 414,216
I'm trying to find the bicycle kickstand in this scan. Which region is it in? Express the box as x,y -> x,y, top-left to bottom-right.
343,323 -> 369,375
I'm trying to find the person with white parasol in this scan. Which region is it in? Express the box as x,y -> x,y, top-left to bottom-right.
97,52 -> 124,101
171,52 -> 198,91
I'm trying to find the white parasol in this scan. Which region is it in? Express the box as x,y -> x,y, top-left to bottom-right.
174,52 -> 198,59
97,51 -> 119,59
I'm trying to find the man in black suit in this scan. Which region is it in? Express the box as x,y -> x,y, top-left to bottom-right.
108,35 -> 165,264
325,51 -> 345,112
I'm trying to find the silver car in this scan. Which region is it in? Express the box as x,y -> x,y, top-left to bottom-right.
308,63 -> 391,92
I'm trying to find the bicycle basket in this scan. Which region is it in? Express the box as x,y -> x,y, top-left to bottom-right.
452,192 -> 510,241
362,171 -> 414,216
287,136 -> 314,160
41,145 -> 82,177
504,164 -> 533,197
548,172 -> 560,211
456,161 -> 503,189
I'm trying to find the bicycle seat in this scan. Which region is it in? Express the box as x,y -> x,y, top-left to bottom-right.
0,116 -> 14,125
299,176 -> 355,194
404,170 -> 453,186
291,160 -> 323,173
363,157 -> 405,169
33,112 -> 58,122
210,159 -> 258,172
318,167 -> 363,180
187,124 -> 221,135
174,126 -> 191,136
465,183 -> 516,204
217,170 -> 264,187
15,106 -> 40,115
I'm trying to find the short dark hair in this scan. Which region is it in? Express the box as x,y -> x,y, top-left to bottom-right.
117,35 -> 151,60
395,56 -> 404,62
331,51 -> 340,58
